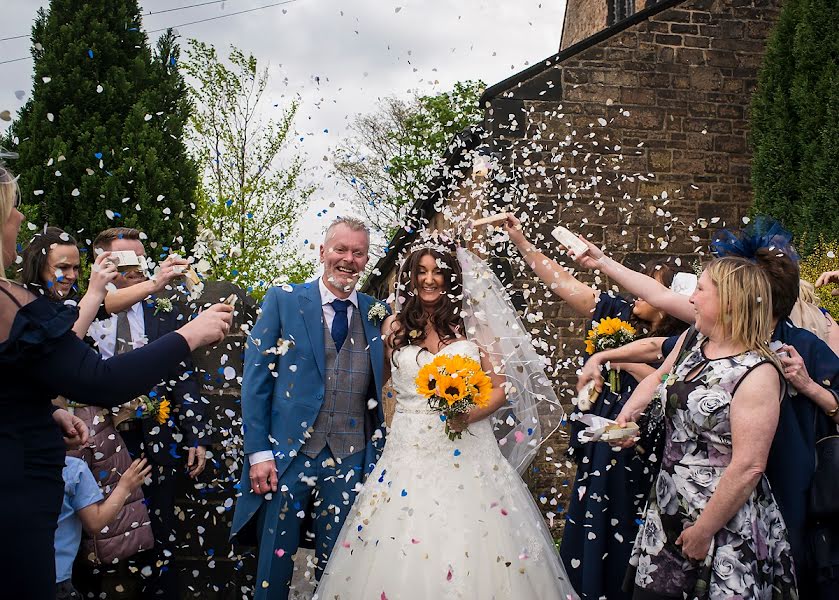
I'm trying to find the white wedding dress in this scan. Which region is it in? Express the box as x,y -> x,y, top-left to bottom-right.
314,340 -> 578,600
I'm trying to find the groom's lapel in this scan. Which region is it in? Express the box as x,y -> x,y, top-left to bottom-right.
299,281 -> 326,379
357,294 -> 384,397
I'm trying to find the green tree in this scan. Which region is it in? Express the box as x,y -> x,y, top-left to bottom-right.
182,40 -> 314,296
751,0 -> 839,252
335,80 -> 485,243
8,1 -> 198,253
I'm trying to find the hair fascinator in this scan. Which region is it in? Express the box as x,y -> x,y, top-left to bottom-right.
711,215 -> 799,264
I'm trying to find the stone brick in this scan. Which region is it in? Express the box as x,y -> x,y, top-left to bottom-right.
689,66 -> 724,90
705,153 -> 731,174
683,35 -> 711,48
621,87 -> 656,105
714,135 -> 746,154
655,33 -> 684,46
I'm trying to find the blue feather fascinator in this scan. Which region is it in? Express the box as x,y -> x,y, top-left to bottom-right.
711,216 -> 799,264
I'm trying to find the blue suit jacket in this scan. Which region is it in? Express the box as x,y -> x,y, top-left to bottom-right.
230,280 -> 387,538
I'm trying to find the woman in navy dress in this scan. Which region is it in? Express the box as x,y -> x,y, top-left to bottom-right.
504,215 -> 688,599
0,165 -> 233,599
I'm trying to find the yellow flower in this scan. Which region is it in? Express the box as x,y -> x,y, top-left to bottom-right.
156,399 -> 171,424
415,364 -> 438,398
469,370 -> 493,408
435,374 -> 467,406
585,338 -> 595,355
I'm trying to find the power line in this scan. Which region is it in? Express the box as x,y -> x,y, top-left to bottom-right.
0,56 -> 30,66
0,0 -> 295,44
147,0 -> 299,33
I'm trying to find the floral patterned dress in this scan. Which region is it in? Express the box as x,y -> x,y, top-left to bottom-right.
627,337 -> 798,600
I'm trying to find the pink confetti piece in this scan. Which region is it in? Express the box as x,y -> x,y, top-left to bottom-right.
514,430 -> 525,443
342,541 -> 351,548
500,508 -> 509,516
411,538 -> 420,544
274,549 -> 285,558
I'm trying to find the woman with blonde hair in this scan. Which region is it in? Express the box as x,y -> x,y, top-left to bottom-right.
614,257 -> 797,599
0,164 -> 233,599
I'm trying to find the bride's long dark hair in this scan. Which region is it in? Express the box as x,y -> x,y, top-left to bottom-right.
390,241 -> 464,361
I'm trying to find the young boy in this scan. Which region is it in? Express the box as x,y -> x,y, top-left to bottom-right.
54,456 -> 151,599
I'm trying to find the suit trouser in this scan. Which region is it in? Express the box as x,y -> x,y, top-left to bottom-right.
121,427 -> 180,600
254,446 -> 365,600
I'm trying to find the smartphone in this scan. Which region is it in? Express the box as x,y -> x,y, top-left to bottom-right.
551,225 -> 589,256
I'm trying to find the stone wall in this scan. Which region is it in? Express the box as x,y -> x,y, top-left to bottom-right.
474,0 -> 782,533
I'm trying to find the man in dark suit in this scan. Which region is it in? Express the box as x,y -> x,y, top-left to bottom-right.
87,227 -> 209,599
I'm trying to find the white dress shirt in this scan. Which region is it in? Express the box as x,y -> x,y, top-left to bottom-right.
86,301 -> 147,359
249,279 -> 360,467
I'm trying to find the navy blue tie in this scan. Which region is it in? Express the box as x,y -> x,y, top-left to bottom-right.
331,299 -> 351,352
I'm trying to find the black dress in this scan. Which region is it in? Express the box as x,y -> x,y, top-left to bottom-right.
0,283 -> 193,599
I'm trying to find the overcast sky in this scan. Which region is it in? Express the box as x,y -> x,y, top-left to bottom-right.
1,0 -> 566,258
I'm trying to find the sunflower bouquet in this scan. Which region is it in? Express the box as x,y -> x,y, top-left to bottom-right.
135,394 -> 171,425
584,317 -> 637,393
415,354 -> 492,440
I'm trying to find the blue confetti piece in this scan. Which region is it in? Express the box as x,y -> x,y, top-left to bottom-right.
94,152 -> 103,159
635,518 -> 644,526
400,489 -> 407,497
453,449 -> 461,456
527,428 -> 534,435
439,414 -> 447,422
87,49 -> 94,58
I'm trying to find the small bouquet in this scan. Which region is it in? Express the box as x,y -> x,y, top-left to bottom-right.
136,394 -> 171,425
415,354 -> 492,440
584,317 -> 636,393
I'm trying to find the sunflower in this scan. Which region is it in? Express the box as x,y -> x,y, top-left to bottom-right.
435,374 -> 467,406
415,364 -> 438,398
469,370 -> 493,407
444,354 -> 477,378
156,399 -> 171,424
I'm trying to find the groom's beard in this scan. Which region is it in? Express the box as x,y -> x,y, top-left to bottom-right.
326,272 -> 360,293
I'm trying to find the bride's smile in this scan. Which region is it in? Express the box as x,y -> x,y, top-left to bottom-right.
416,253 -> 446,306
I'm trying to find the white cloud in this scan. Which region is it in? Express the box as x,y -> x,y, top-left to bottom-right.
0,0 -> 565,257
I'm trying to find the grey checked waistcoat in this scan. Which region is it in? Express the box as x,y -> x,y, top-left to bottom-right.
301,308 -> 372,459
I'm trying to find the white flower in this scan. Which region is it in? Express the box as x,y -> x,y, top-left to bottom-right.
367,302 -> 387,324
153,297 -> 173,315
635,553 -> 659,586
655,471 -> 680,516
712,544 -> 755,596
638,509 -> 666,556
686,386 -> 729,419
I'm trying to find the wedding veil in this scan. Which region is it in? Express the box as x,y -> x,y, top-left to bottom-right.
456,247 -> 565,474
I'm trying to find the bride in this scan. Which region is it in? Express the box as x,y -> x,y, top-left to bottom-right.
314,236 -> 578,600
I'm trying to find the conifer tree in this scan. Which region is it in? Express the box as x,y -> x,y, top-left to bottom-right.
751,0 -> 839,251
8,1 -> 197,252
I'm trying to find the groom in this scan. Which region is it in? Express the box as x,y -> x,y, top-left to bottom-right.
231,216 -> 387,599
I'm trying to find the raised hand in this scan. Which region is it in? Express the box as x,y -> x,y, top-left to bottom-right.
176,303 -> 234,350
815,270 -> 839,295
87,251 -> 118,300
151,256 -> 191,293
503,214 -> 528,247
569,236 -> 604,270
118,458 -> 153,493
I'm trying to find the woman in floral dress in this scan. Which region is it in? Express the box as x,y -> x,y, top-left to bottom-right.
613,257 -> 798,600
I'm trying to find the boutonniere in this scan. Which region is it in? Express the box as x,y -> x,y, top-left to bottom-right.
367,302 -> 387,325
153,297 -> 173,315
